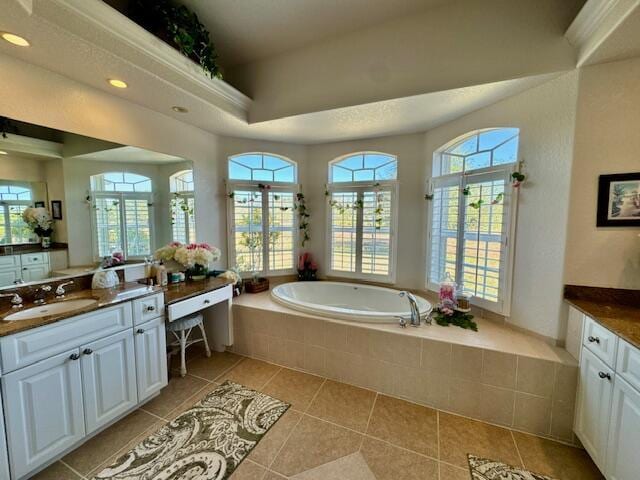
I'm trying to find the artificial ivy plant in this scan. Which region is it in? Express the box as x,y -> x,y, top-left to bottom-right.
127,0 -> 223,79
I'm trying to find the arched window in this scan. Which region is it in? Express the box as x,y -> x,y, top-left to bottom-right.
227,153 -> 298,275
0,183 -> 33,244
90,172 -> 153,258
170,170 -> 196,244
327,152 -> 398,281
427,128 -> 519,315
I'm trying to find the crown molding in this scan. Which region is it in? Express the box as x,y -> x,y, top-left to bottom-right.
566,0 -> 620,47
0,134 -> 63,159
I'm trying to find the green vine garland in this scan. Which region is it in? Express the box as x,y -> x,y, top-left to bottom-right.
170,193 -> 193,225
295,193 -> 310,247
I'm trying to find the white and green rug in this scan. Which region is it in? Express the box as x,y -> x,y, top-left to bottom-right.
92,381 -> 289,480
468,455 -> 557,480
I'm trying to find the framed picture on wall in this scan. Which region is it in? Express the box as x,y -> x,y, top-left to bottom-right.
51,200 -> 63,220
597,172 -> 640,226
34,201 -> 45,208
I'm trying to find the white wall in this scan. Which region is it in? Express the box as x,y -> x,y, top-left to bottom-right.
0,155 -> 45,182
424,72 -> 579,340
564,57 -> 640,289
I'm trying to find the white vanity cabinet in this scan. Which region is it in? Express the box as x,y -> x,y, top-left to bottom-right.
0,294 -> 167,480
0,375 -> 10,480
0,252 -> 57,287
572,307 -> 640,480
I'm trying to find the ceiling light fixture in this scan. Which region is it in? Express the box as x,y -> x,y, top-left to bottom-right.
172,106 -> 188,113
1,32 -> 30,47
0,151 -> 7,155
108,79 -> 128,89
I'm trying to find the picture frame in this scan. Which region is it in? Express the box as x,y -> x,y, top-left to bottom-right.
597,173 -> 640,227
51,200 -> 63,220
34,201 -> 45,208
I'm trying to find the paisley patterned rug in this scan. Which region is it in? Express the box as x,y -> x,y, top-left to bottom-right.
92,381 -> 289,480
468,455 -> 557,480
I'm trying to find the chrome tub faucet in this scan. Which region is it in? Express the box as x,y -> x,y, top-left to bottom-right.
399,291 -> 421,327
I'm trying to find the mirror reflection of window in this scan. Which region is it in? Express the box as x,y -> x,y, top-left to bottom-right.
169,169 -> 196,244
90,172 -> 153,259
0,183 -> 34,244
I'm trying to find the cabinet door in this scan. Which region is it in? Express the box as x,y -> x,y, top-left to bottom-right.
2,349 -> 84,479
135,317 -> 168,402
22,264 -> 50,282
81,329 -> 138,434
575,347 -> 613,471
0,388 -> 10,480
0,267 -> 21,287
606,376 -> 640,480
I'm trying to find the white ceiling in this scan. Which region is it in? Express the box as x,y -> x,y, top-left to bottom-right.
181,0 -> 449,67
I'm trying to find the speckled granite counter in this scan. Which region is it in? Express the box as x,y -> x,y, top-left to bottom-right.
564,285 -> 640,350
0,282 -> 161,337
163,277 -> 234,305
0,242 -> 68,256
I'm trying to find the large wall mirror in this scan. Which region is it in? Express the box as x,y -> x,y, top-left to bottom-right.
0,117 -> 195,288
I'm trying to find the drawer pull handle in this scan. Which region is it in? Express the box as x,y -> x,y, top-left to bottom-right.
83,348 -> 93,355
204,299 -> 211,304
136,328 -> 145,334
69,353 -> 80,361
598,371 -> 611,380
145,305 -> 156,312
588,336 -> 600,344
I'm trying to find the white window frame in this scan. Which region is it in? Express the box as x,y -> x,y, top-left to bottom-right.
170,170 -> 196,244
326,152 -> 399,283
426,131 -> 520,316
226,153 -> 299,277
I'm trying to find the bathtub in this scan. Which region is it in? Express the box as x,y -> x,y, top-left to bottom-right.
271,281 -> 432,323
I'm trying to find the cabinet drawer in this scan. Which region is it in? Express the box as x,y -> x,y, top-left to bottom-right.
616,340 -> 640,392
21,252 -> 49,266
133,293 -> 164,325
0,303 -> 133,372
0,255 -> 20,268
167,284 -> 232,322
583,315 -> 618,368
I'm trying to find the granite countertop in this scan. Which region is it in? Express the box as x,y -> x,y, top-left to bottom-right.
163,277 -> 234,305
564,285 -> 640,350
0,282 -> 161,337
1,243 -> 68,256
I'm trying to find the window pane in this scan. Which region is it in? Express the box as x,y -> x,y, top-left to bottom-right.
362,190 -> 391,275
268,192 -> 295,271
95,196 -> 122,257
450,135 -> 478,155
465,151 -> 491,171
229,154 -> 296,183
228,162 -> 252,181
233,190 -> 263,273
263,155 -> 289,170
124,198 -> 151,256
429,182 -> 459,284
171,194 -> 190,244
331,153 -> 397,183
5,205 -> 32,244
90,172 -> 152,193
273,166 -> 295,183
375,160 -> 398,180
440,154 -> 463,175
492,136 -> 519,165
479,128 -> 518,150
353,169 -> 374,182
330,191 -> 358,272
170,170 -> 194,193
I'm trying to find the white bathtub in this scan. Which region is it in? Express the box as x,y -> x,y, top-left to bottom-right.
271,281 -> 432,323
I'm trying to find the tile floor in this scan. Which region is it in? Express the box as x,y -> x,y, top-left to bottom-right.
32,348 -> 603,480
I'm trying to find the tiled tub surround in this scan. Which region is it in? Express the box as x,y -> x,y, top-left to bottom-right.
231,292 -> 579,444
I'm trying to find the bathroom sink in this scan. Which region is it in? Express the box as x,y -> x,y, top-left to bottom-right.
4,299 -> 99,321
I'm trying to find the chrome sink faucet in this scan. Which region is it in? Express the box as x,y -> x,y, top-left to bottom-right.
0,292 -> 23,309
55,281 -> 75,299
33,285 -> 52,305
399,291 -> 421,327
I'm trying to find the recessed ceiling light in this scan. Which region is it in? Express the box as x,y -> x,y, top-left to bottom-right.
172,106 -> 188,113
0,151 -> 7,155
108,79 -> 128,89
1,32 -> 30,47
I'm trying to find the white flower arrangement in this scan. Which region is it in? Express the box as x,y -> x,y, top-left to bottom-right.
22,207 -> 53,237
154,242 -> 220,268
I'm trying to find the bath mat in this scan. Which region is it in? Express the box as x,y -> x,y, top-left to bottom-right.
468,454 -> 557,480
92,380 -> 289,480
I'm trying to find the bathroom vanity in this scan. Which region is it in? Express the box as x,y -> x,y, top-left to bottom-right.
566,287 -> 640,480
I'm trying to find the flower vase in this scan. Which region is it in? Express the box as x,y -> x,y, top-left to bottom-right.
187,264 -> 208,281
41,237 -> 51,248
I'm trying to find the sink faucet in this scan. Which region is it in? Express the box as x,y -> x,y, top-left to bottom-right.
55,281 -> 75,299
0,292 -> 23,309
399,291 -> 421,327
33,285 -> 52,305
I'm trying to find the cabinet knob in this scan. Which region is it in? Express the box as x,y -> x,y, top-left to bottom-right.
83,348 -> 93,355
136,328 -> 145,334
588,336 -> 600,344
145,305 -> 155,312
598,371 -> 611,381
203,299 -> 211,304
69,353 -> 80,361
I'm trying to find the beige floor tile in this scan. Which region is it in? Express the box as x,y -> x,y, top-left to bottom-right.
63,409 -> 159,476
184,350 -> 243,381
438,412 -> 521,468
513,432 -> 605,480
249,409 -> 303,467
291,452 -> 376,479
219,357 -> 281,390
366,395 -> 438,458
306,380 -> 376,432
141,374 -> 208,419
165,382 -> 221,419
360,437 -> 439,480
29,462 -> 82,480
264,471 -> 288,480
270,415 -> 362,477
230,459 -> 267,479
439,462 -> 471,480
262,368 -> 324,411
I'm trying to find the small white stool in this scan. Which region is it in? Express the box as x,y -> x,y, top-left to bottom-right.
167,313 -> 211,377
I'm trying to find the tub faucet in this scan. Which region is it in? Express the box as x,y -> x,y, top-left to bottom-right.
399,291 -> 421,327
